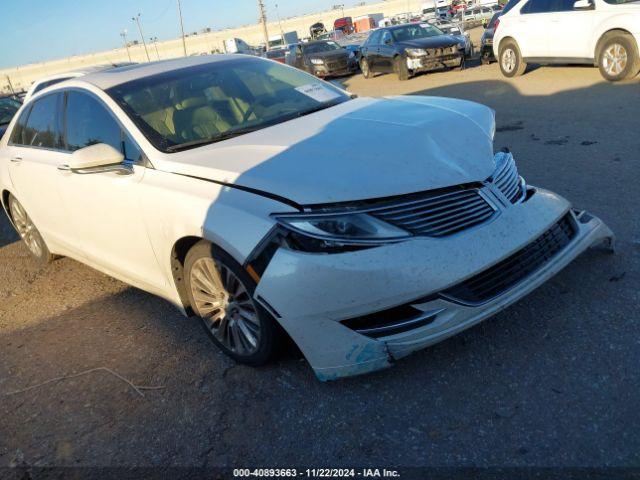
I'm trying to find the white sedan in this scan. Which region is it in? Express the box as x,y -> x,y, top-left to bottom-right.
0,56 -> 614,380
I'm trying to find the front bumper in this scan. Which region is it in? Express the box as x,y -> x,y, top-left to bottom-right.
406,53 -> 462,72
255,188 -> 614,381
312,61 -> 358,78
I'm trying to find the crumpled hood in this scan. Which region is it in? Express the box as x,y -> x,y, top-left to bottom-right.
155,96 -> 497,205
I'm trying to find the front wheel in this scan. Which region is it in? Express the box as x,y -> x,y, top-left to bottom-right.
598,33 -> 640,82
499,40 -> 527,78
8,194 -> 54,264
184,240 -> 282,366
394,56 -> 411,81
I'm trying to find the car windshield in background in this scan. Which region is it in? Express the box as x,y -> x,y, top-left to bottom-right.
0,97 -> 21,125
304,41 -> 342,54
107,58 -> 350,153
603,0 -> 639,3
391,24 -> 444,42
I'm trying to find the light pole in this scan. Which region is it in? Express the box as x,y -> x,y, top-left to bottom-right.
120,30 -> 132,62
177,0 -> 188,57
150,37 -> 161,60
132,13 -> 151,62
275,3 -> 284,41
257,0 -> 269,51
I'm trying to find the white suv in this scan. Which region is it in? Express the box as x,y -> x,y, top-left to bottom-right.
493,0 -> 640,81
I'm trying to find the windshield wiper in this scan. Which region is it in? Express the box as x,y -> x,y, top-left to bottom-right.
166,125 -> 263,152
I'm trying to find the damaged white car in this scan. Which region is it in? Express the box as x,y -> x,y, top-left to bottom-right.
0,56 -> 614,380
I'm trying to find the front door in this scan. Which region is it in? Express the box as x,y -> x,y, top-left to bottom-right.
56,89 -> 166,292
547,1 -> 596,59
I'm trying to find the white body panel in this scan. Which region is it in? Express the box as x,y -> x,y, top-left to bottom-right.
0,56 -> 615,380
493,0 -> 640,62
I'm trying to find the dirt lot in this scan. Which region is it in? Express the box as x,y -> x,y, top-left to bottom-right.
1,33 -> 639,472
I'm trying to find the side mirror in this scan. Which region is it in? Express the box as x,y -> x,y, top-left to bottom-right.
61,143 -> 132,175
384,37 -> 393,45
573,0 -> 594,9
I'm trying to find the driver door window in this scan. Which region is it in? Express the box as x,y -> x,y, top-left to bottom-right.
65,91 -> 142,162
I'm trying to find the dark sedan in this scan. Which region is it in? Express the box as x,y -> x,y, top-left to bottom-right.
0,95 -> 22,139
288,40 -> 357,78
481,12 -> 501,65
360,24 -> 463,81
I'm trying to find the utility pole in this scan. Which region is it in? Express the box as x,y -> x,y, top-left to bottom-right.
132,13 -> 151,62
5,76 -> 15,96
120,30 -> 132,62
257,0 -> 269,51
177,0 -> 188,57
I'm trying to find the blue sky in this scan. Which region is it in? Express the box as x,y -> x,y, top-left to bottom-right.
0,0 -> 361,68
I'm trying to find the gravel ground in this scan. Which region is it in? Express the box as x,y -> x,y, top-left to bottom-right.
1,31 -> 639,472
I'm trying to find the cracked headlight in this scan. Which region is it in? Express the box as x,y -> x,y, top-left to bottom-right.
274,212 -> 410,245
405,48 -> 428,57
310,58 -> 324,65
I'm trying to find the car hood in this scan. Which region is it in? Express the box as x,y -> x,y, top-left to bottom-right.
305,50 -> 349,61
399,35 -> 459,49
155,96 -> 497,206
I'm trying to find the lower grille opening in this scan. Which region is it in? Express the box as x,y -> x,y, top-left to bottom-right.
342,301 -> 440,339
442,214 -> 577,305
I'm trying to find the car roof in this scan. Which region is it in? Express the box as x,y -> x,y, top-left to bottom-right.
78,55 -> 248,91
33,64 -> 135,85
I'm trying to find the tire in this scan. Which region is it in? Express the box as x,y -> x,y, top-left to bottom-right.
481,48 -> 492,65
360,58 -> 372,79
597,33 -> 640,82
8,194 -> 54,264
499,40 -> 527,78
394,56 -> 411,81
184,240 -> 281,366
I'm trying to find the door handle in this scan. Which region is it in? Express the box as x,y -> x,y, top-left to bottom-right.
10,157 -> 22,163
57,164 -> 71,171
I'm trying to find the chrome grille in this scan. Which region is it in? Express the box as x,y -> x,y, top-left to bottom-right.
492,152 -> 524,203
368,187 -> 496,238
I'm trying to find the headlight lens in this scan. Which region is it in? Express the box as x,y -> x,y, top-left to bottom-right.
349,51 -> 355,59
274,212 -> 410,243
405,48 -> 428,56
310,58 -> 324,65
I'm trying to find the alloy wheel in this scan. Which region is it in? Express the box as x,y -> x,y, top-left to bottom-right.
189,257 -> 261,355
603,44 -> 628,77
10,198 -> 43,258
502,48 -> 516,73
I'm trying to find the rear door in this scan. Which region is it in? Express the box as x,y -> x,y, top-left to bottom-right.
6,92 -> 72,247
363,30 -> 383,70
514,0 -> 554,58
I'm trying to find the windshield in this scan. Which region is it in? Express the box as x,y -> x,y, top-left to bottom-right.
603,0 -> 639,3
107,57 -> 350,153
304,42 -> 342,54
391,24 -> 444,42
0,97 -> 21,125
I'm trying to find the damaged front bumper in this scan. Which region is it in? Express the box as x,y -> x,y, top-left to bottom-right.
254,188 -> 614,381
406,53 -> 462,72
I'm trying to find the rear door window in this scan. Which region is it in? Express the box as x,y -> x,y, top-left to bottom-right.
20,93 -> 64,149
521,0 -> 554,13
